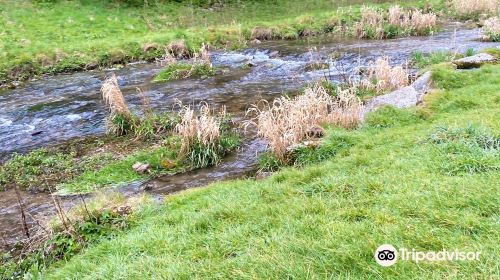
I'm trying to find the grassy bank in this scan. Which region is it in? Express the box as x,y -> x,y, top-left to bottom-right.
33,63 -> 499,278
0,0 -> 445,86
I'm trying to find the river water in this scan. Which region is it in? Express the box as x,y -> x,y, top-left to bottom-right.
0,24 -> 498,251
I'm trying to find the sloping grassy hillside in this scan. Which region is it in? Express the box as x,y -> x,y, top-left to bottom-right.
38,64 -> 500,278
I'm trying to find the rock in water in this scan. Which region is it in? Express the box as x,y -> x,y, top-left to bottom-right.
453,53 -> 497,69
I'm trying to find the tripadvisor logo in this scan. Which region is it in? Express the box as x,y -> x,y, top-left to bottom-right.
374,244 -> 481,267
375,244 -> 398,267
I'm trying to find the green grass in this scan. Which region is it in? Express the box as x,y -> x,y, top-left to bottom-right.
57,144 -> 184,195
0,0 -> 443,85
410,50 -> 469,69
153,63 -> 216,82
36,65 -> 499,278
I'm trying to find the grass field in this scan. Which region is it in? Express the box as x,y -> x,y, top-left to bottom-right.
34,64 -> 499,279
0,0 -> 442,85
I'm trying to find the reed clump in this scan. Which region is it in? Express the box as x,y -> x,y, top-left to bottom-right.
175,103 -> 239,168
354,5 -> 437,39
450,0 -> 499,19
483,17 -> 500,42
101,74 -> 177,138
246,83 -> 362,162
359,56 -> 410,93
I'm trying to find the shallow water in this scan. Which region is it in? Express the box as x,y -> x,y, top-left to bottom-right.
0,24 -> 498,251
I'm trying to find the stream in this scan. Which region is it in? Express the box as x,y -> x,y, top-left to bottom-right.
0,23 -> 498,252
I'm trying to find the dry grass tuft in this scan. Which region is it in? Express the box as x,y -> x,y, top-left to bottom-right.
174,102 -> 231,167
354,5 -> 437,39
361,57 -> 409,93
353,6 -> 385,39
483,17 -> 500,41
194,43 -> 212,66
167,40 -> 190,58
245,83 -> 362,161
101,73 -> 130,116
251,27 -> 274,40
389,5 -> 437,33
450,0 -> 499,18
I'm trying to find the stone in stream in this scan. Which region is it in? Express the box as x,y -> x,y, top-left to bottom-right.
453,53 -> 497,69
362,71 -> 432,119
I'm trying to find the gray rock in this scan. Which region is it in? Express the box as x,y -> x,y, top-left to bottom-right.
411,71 -> 432,95
453,53 -> 497,69
363,86 -> 419,114
362,72 -> 433,119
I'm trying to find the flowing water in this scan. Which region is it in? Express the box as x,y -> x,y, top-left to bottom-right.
0,24 -> 498,251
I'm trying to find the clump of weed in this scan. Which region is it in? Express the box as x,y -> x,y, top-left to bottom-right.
388,5 -> 437,35
154,63 -> 215,82
250,27 -> 274,40
101,74 -> 133,136
154,43 -> 215,82
353,5 -> 437,39
411,51 -> 459,68
483,17 -> 500,42
359,56 -> 409,93
175,103 -> 239,168
449,0 -> 499,20
101,75 -> 178,138
246,83 -> 362,163
429,124 -> 500,174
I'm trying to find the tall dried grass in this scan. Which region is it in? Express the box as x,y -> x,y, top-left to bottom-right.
251,27 -> 274,40
167,40 -> 190,58
101,74 -> 130,116
246,84 -> 362,161
450,0 -> 499,18
175,103 -> 227,167
483,17 -> 500,41
389,5 -> 437,33
361,57 -> 409,93
354,5 -> 437,39
353,6 -> 385,39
